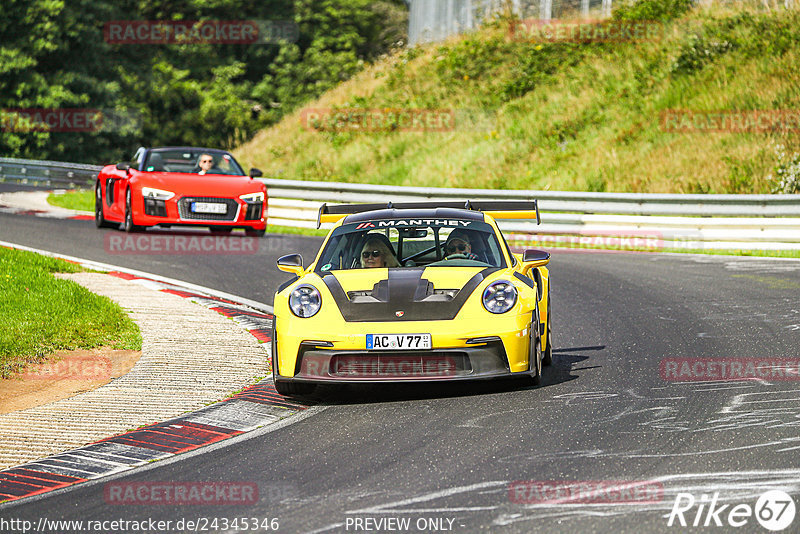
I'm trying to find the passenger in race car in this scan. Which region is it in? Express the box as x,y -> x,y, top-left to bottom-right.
445,230 -> 479,260
360,235 -> 400,268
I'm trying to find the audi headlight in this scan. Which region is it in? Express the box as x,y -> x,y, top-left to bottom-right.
141,187 -> 175,200
289,285 -> 321,318
482,280 -> 517,314
239,192 -> 265,203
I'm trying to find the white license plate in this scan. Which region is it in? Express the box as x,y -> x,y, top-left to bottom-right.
192,202 -> 227,214
366,334 -> 431,350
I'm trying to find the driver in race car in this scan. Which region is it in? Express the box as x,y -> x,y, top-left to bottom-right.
193,153 -> 216,175
445,229 -> 479,260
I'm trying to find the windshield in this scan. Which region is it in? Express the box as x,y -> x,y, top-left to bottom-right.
315,220 -> 507,273
142,149 -> 245,176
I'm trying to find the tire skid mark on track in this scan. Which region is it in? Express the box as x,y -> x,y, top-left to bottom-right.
0,267 -> 310,505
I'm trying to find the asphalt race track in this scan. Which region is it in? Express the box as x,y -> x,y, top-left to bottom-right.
2,182 -> 800,533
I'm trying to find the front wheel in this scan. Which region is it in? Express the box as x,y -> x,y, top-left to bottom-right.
526,308 -> 542,385
245,228 -> 265,237
123,188 -> 143,233
94,183 -> 113,229
542,292 -> 552,366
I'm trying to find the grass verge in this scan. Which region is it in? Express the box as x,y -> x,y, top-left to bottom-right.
48,190 -> 94,211
0,248 -> 142,378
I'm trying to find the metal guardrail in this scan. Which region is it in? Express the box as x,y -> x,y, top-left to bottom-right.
0,157 -> 101,189
262,178 -> 800,217
262,179 -> 800,250
2,157 -> 799,250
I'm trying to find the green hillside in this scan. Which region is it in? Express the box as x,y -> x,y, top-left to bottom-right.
235,0 -> 800,194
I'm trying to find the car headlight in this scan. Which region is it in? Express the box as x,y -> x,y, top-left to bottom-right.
289,285 -> 321,318
482,280 -> 518,314
141,187 -> 175,200
239,192 -> 265,203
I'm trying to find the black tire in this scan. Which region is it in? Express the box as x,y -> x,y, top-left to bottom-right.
123,188 -> 142,233
94,182 -> 113,229
245,228 -> 265,237
527,308 -> 542,385
542,292 -> 553,366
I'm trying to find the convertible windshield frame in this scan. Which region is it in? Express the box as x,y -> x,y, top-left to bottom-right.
314,220 -> 509,273
141,148 -> 246,176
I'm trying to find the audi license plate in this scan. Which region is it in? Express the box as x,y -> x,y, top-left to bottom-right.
366,334 -> 431,350
191,202 -> 227,214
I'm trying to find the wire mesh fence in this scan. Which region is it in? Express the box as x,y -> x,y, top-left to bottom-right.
407,0 -> 797,45
407,0 -> 611,45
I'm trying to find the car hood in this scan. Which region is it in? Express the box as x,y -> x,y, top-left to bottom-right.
311,266 -> 503,322
135,172 -> 262,197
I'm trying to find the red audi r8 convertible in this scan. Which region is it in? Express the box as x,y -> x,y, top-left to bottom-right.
95,147 -> 267,236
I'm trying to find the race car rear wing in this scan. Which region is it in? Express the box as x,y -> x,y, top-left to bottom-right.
317,200 -> 540,228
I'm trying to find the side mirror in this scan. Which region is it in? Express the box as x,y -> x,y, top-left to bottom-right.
277,253 -> 304,275
249,168 -> 263,178
522,249 -> 550,266
116,162 -> 131,174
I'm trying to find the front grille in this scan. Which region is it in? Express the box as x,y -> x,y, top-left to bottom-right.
177,197 -> 238,221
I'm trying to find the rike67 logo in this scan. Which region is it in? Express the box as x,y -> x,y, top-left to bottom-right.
667,490 -> 796,531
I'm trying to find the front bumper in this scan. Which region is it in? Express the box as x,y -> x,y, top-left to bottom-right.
135,196 -> 267,229
273,314 -> 535,384
290,342 -> 510,382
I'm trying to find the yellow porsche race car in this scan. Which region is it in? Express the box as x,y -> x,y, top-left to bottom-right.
271,201 -> 552,396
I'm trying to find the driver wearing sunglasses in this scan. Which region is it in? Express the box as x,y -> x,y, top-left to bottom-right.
194,154 -> 215,175
360,236 -> 400,268
445,230 -> 479,260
